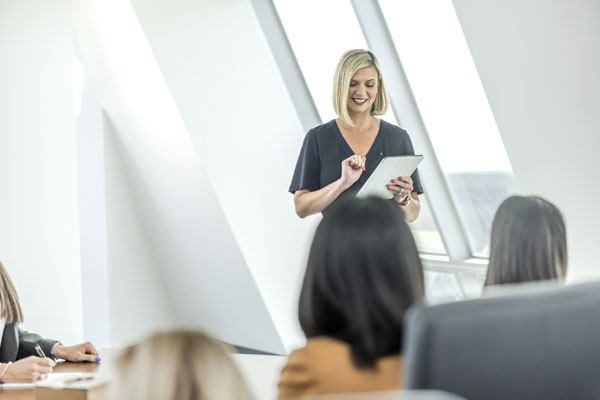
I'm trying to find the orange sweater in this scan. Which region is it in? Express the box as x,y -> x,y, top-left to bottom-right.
277,336 -> 402,399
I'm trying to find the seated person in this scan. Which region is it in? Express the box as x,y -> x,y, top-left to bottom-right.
278,197 -> 425,398
109,330 -> 253,400
0,261 -> 100,383
485,195 -> 567,286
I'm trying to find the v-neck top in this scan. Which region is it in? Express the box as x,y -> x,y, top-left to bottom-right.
331,119 -> 384,161
289,119 -> 424,213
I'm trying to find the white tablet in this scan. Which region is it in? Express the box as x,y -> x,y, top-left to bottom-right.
356,155 -> 424,199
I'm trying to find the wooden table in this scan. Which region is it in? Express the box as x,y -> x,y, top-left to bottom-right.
0,349 -> 117,400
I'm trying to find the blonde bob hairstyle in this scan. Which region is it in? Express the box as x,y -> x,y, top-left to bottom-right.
109,330 -> 253,400
333,49 -> 389,126
0,261 -> 24,324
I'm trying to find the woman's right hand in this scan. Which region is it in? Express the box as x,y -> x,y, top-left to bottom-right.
1,356 -> 54,383
341,155 -> 365,187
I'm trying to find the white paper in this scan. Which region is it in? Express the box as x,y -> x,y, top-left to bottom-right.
0,382 -> 35,390
35,372 -> 108,390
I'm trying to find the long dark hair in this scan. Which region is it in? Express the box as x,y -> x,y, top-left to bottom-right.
298,197 -> 424,367
485,195 -> 567,286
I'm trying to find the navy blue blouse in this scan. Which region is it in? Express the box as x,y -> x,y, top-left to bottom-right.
289,119 -> 424,212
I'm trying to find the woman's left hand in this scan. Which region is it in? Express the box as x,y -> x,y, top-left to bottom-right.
53,342 -> 101,363
386,176 -> 413,203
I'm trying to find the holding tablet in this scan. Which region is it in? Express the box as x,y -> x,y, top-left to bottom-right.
289,49 -> 425,221
357,155 -> 424,199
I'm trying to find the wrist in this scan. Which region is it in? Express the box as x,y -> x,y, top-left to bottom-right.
51,344 -> 66,359
337,177 -> 353,192
0,362 -> 12,383
396,193 -> 411,207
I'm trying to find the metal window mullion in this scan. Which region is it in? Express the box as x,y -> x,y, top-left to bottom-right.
249,0 -> 321,132
351,0 -> 471,261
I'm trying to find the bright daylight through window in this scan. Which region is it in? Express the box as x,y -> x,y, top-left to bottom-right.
380,0 -> 518,256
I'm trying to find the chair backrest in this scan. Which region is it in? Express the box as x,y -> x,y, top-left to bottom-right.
403,281 -> 600,400
308,390 -> 465,400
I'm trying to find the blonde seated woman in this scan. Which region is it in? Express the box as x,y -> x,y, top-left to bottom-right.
110,330 -> 253,400
0,261 -> 100,383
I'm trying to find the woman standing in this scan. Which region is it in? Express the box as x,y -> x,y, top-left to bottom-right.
289,49 -> 423,221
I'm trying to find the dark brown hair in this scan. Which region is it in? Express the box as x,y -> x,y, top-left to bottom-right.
485,196 -> 567,286
299,197 -> 424,367
0,261 -> 24,324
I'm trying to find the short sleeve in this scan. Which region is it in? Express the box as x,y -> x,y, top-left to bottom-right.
289,130 -> 321,194
403,134 -> 424,195
277,347 -> 317,398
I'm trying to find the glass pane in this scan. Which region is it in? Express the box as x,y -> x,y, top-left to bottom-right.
273,0 -> 397,124
380,0 -> 519,256
411,194 -> 446,255
424,271 -> 463,304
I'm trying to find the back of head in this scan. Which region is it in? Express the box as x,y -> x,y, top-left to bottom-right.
111,330 -> 252,400
485,195 -> 567,286
299,197 -> 424,367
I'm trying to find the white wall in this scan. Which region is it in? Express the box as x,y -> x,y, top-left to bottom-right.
73,0 -> 287,353
103,116 -> 176,347
77,63 -> 175,348
77,64 -> 111,348
0,1 -> 83,343
452,0 -> 600,282
129,0 -> 317,353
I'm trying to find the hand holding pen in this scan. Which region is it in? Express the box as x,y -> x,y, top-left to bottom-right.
34,344 -> 55,380
341,155 -> 366,187
0,346 -> 55,382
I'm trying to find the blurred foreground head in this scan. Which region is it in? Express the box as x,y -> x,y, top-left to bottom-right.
299,196 -> 424,367
486,195 -> 567,286
111,330 -> 252,400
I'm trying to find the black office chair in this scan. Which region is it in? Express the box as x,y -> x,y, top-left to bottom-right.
403,281 -> 600,400
309,390 -> 465,399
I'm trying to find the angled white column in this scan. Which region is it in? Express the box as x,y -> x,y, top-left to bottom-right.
73,0 -> 286,353
351,0 -> 471,261
129,0 -> 318,352
250,0 -> 321,132
77,60 -> 111,348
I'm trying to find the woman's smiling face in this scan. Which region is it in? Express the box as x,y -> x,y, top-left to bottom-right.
347,66 -> 379,116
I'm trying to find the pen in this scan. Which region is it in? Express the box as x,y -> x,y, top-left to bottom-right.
64,376 -> 94,384
34,344 -> 47,359
34,344 -> 56,367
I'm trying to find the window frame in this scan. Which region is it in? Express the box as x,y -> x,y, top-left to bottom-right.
251,0 -> 495,266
